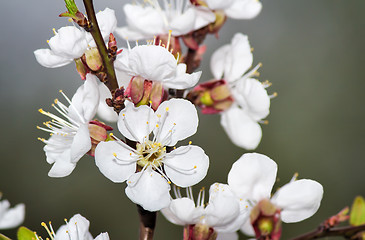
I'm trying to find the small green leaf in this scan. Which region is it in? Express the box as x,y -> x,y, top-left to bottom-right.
64,0 -> 78,15
17,226 -> 35,240
0,233 -> 11,240
350,196 -> 365,226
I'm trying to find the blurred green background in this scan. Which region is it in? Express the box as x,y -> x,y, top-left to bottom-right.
1,0 -> 365,239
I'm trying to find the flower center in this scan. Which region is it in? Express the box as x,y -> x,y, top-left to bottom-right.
136,140 -> 166,168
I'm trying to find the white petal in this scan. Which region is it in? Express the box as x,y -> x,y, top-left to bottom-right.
96,83 -> 118,122
96,8 -> 117,41
228,153 -> 277,202
169,8 -> 196,36
69,74 -> 100,122
224,33 -> 253,82
70,124 -> 91,163
220,105 -> 262,150
55,214 -> 92,240
225,0 -> 262,20
125,168 -> 171,211
216,232 -> 239,240
162,198 -> 202,225
94,232 -> 110,240
205,0 -> 235,10
121,4 -> 165,38
115,27 -> 151,41
118,103 -> 157,143
193,6 -> 217,30
210,45 -> 230,80
271,179 -> 323,223
48,149 -> 77,178
154,99 -> 198,146
232,78 -> 270,121
164,145 -> 209,187
240,219 -> 255,236
161,205 -> 185,225
34,49 -> 72,68
48,26 -> 88,59
95,141 -> 137,183
214,199 -> 250,233
44,131 -> 72,164
128,45 -> 177,82
0,202 -> 25,230
163,64 -> 201,89
204,183 -> 240,228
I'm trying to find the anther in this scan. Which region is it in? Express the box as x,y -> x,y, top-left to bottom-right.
270,92 -> 278,99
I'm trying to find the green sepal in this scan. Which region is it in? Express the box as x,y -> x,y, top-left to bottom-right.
350,196 -> 365,226
0,233 -> 11,240
17,226 -> 36,240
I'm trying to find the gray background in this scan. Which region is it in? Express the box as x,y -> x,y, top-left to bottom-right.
1,0 -> 365,239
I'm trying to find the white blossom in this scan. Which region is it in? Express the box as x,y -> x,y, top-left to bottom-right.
0,194 -> 25,230
210,33 -> 272,150
115,43 -> 201,90
34,8 -> 117,68
227,153 -> 323,235
161,183 -> 249,234
38,74 -> 99,177
38,214 -> 109,240
95,99 -> 209,211
116,0 -> 216,40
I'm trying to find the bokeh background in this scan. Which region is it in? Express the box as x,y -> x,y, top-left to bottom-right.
1,0 -> 365,239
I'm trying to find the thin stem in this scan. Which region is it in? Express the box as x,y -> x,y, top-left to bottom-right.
82,0 -> 119,92
290,224 -> 365,240
137,205 -> 157,240
185,48 -> 197,74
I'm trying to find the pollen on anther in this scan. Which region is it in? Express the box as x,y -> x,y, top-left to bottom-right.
122,114 -> 125,117
156,124 -> 159,128
173,123 -> 176,125
113,152 -> 117,157
189,141 -> 192,145
167,181 -> 171,184
165,107 -> 169,112
194,165 -> 197,169
130,153 -> 132,156
46,40 -> 50,43
146,121 -> 149,124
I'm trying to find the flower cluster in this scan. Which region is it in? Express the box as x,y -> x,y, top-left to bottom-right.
24,0 -> 329,239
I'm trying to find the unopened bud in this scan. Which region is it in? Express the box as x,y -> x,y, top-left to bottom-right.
84,48 -> 103,71
75,58 -> 87,80
108,33 -> 118,60
87,120 -> 113,156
